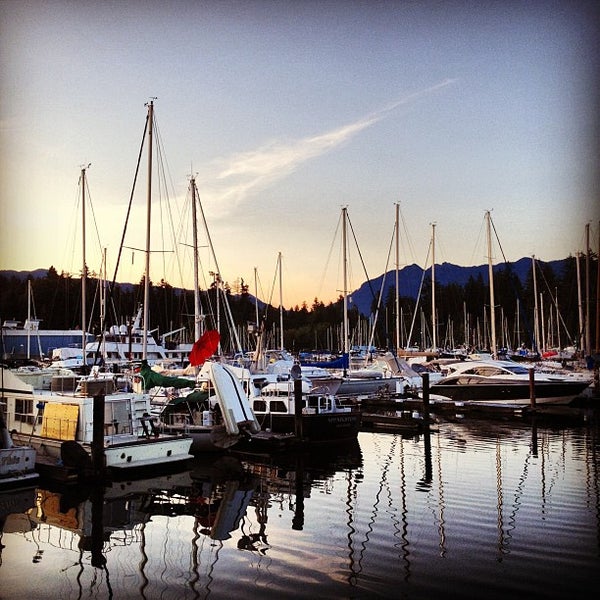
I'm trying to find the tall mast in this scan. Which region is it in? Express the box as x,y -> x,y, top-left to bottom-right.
26,280 -> 31,359
585,222 -> 591,357
486,211 -> 496,358
596,220 -> 600,356
431,223 -> 437,351
254,267 -> 259,331
190,177 -> 202,341
342,206 -> 349,376
101,247 -> 106,362
532,255 -> 540,354
576,252 -> 584,354
81,165 -> 88,359
395,203 -> 401,353
143,100 -> 154,360
278,252 -> 284,351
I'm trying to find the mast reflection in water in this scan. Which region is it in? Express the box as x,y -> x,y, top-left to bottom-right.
1,416 -> 599,599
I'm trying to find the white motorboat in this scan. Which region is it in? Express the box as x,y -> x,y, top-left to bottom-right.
1,366 -> 192,477
430,359 -> 592,406
0,410 -> 38,489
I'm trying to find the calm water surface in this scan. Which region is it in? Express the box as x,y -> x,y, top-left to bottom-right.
1,412 -> 599,599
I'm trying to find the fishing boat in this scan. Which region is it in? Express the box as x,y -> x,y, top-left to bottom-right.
430,359 -> 591,406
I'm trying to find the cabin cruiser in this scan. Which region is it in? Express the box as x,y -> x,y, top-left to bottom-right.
430,359 -> 592,406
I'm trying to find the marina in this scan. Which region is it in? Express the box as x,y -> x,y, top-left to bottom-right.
0,407 -> 598,599
1,4 -> 599,597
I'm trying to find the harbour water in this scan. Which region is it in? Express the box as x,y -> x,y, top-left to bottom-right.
1,411 -> 599,599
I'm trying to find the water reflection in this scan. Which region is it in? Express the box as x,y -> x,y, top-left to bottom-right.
1,417 -> 599,599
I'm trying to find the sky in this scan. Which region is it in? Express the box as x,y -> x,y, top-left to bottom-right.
1,0 -> 598,309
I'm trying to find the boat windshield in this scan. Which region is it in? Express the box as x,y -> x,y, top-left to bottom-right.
502,364 -> 530,375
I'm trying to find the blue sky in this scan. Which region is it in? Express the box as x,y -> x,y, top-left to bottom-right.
1,0 -> 598,308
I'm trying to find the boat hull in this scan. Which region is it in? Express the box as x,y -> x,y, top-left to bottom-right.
255,412 -> 361,442
159,423 -> 237,453
0,446 -> 39,489
430,380 -> 590,406
336,377 -> 398,398
10,431 -> 192,473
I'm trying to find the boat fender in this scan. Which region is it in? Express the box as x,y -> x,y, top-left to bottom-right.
61,440 -> 92,469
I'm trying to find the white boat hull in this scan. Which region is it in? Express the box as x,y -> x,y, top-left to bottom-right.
0,446 -> 39,488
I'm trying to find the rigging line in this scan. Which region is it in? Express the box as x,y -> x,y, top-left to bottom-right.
168,184 -> 192,301
267,258 -> 279,310
347,212 -> 378,305
398,202 -> 418,266
154,121 -> 180,285
254,270 -> 267,316
316,210 -> 343,302
83,175 -> 104,263
406,238 -> 432,348
469,215 -> 486,266
89,108 -> 148,364
109,111 -> 149,291
366,222 -> 396,357
194,184 -> 243,352
489,215 -> 538,346
535,259 -> 575,344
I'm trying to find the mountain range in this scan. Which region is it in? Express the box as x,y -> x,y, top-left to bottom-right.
1,256 -> 569,317
348,256 -> 568,316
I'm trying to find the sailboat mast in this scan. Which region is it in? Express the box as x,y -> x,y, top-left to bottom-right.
142,100 -> 154,360
278,252 -> 284,351
26,280 -> 31,359
81,166 -> 88,358
486,211 -> 497,358
585,222 -> 591,357
431,223 -> 437,351
576,251 -> 584,354
395,203 -> 401,353
101,247 -> 106,362
596,220 -> 600,357
342,207 -> 349,376
190,177 -> 202,340
532,255 -> 540,354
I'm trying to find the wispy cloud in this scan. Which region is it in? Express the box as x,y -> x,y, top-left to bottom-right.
201,79 -> 457,213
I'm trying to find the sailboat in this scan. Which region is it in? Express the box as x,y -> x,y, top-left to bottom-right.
304,207 -> 416,401
144,176 -> 261,452
1,103 -> 194,478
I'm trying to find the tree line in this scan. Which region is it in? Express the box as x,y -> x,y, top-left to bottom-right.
0,253 -> 597,356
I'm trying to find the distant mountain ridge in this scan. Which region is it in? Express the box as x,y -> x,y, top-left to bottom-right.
348,257 -> 569,316
1,256 -> 569,316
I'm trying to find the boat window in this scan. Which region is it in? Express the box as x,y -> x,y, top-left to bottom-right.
470,367 -> 503,376
270,401 -> 287,413
504,365 -> 529,375
253,400 -> 267,412
14,398 -> 35,424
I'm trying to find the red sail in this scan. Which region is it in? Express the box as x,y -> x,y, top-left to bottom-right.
189,330 -> 220,366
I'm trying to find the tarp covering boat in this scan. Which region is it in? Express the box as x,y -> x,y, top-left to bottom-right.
139,360 -> 194,391
300,353 -> 349,370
